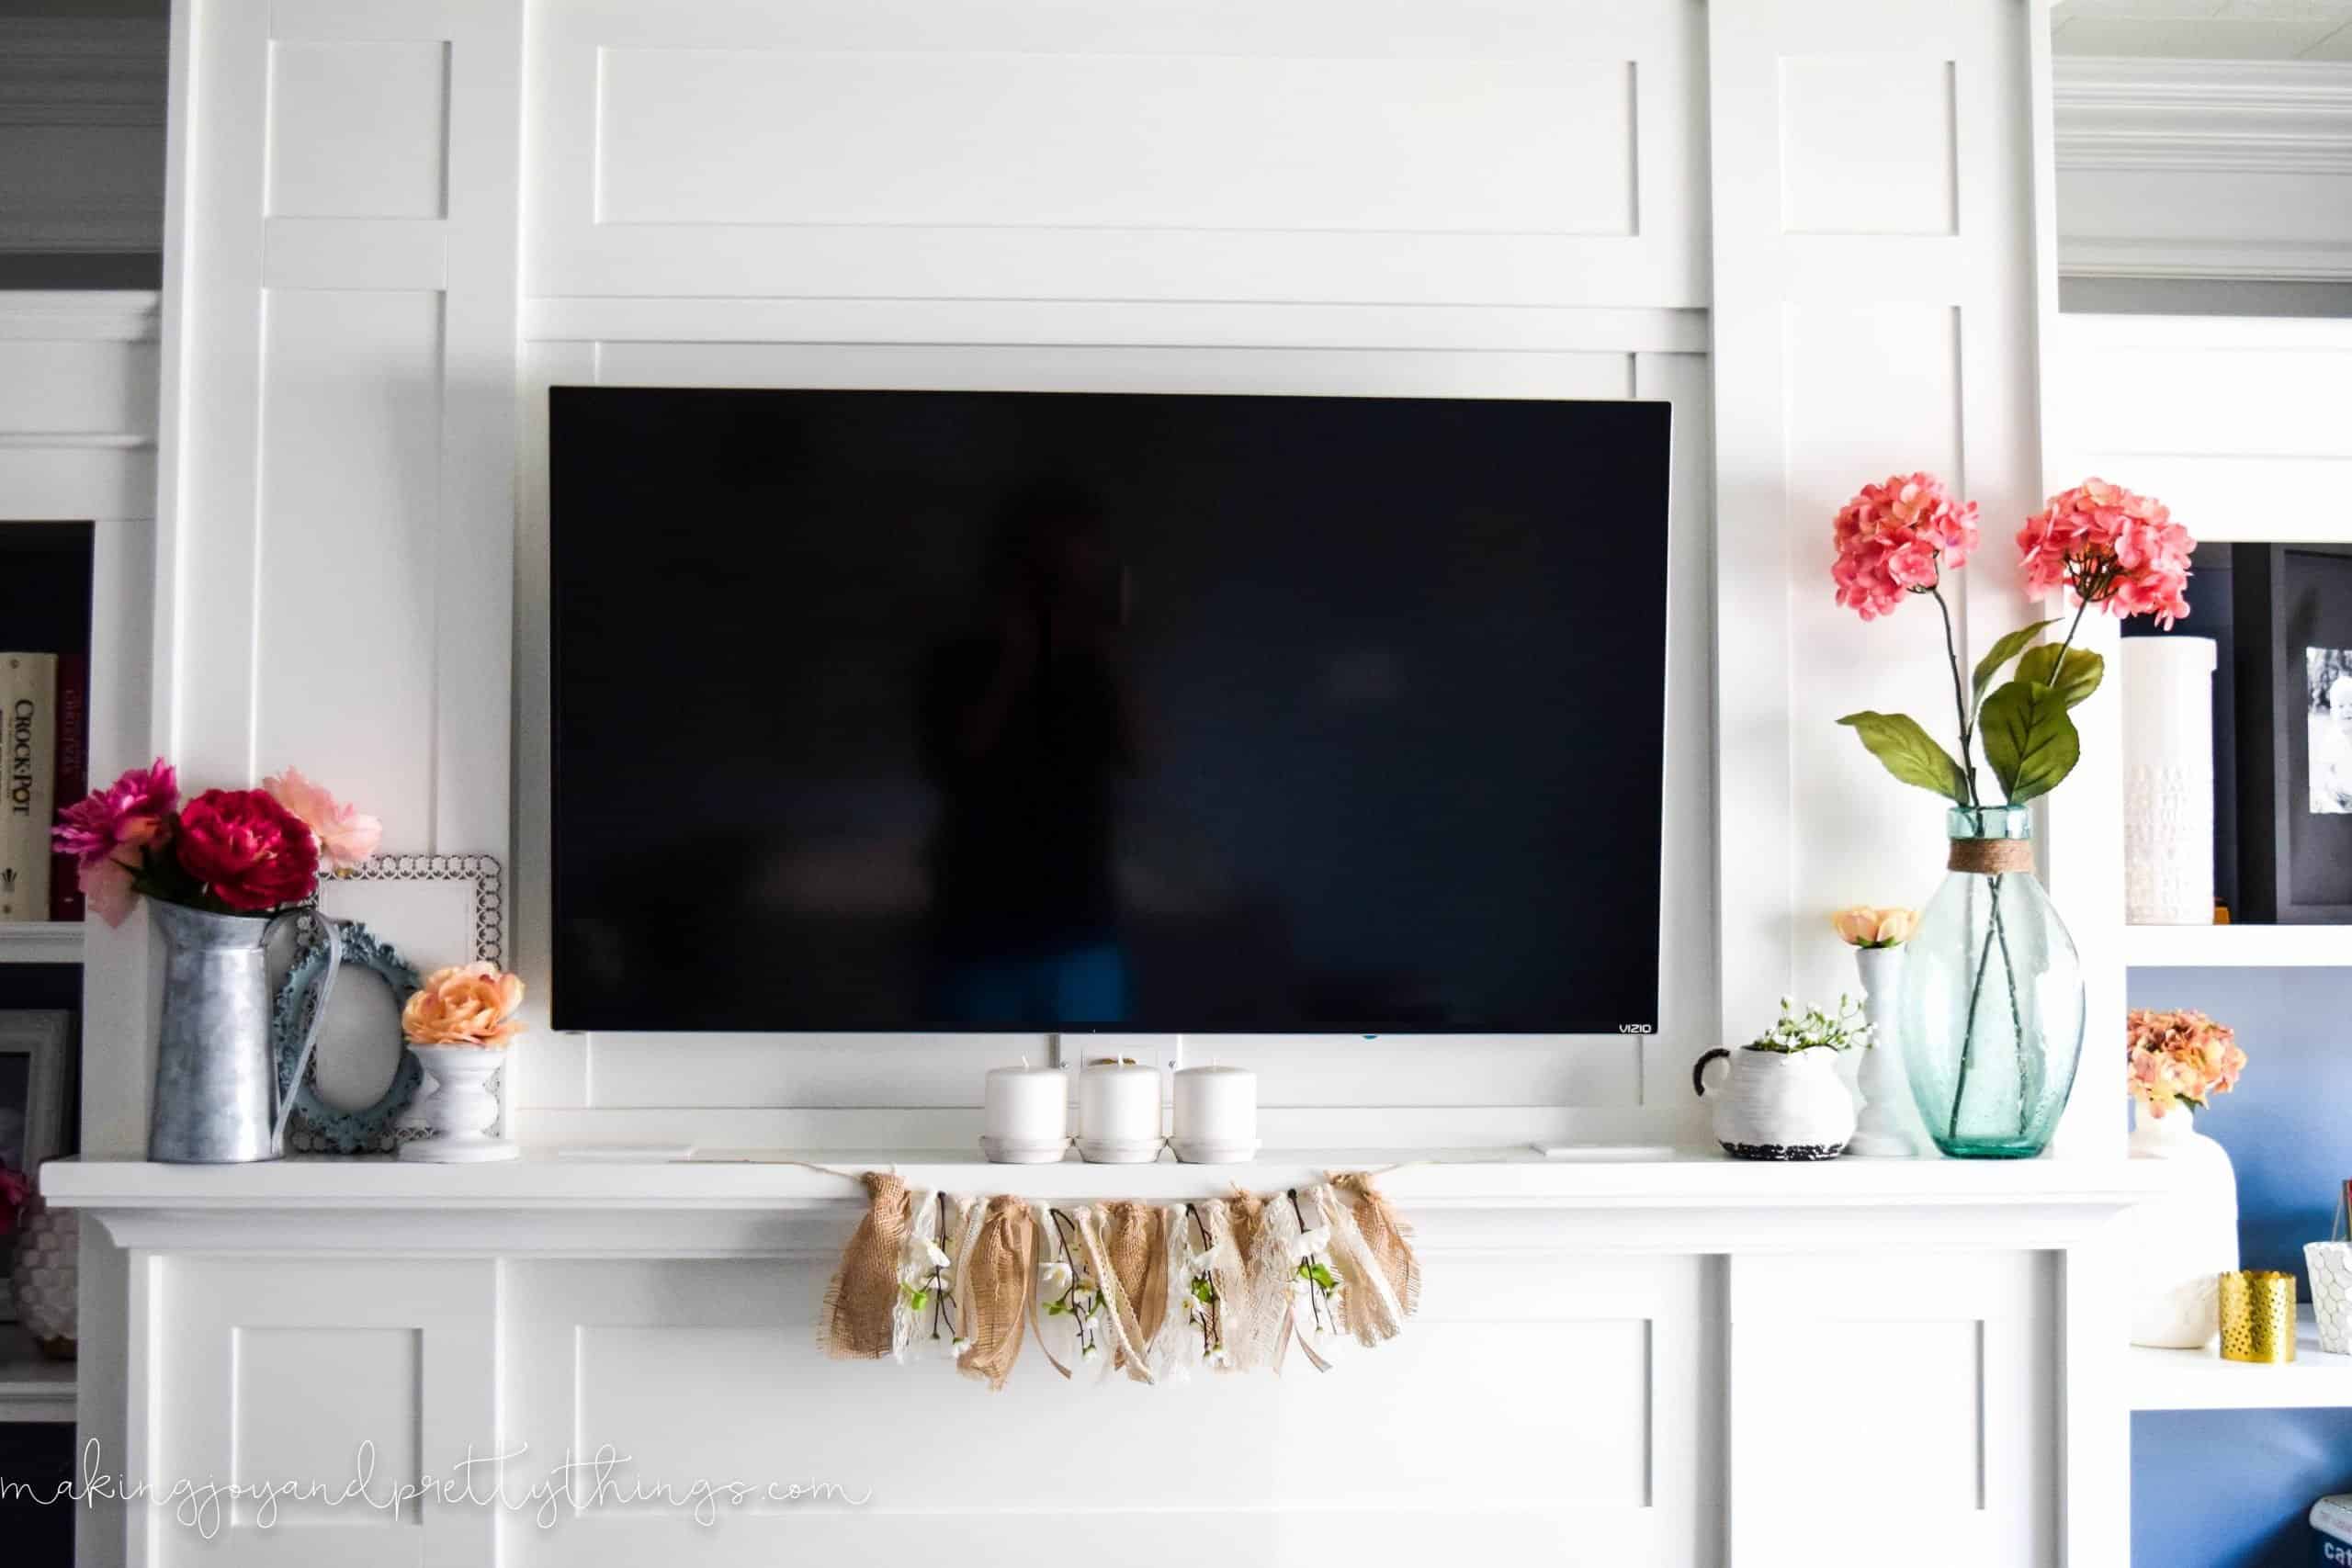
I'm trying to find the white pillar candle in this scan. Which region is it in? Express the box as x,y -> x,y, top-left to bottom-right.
981,1065 -> 1068,1163
2121,637 -> 2218,924
1076,1060 -> 1161,1162
1172,1065 -> 1259,1162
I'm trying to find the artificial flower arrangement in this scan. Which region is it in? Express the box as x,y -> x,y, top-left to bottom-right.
1747,995 -> 1873,1055
50,760 -> 381,924
1834,475 -> 2192,807
2126,1008 -> 2245,1120
401,964 -> 526,1048
0,1165 -> 28,1241
1831,905 -> 1917,950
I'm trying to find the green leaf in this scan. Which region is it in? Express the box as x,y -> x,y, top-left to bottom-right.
1190,1279 -> 1216,1303
1978,678 -> 2080,804
1971,619 -> 2059,713
1046,1299 -> 1069,1316
1836,712 -> 1970,803
1306,1262 -> 1340,1292
2015,644 -> 2105,710
908,1289 -> 929,1314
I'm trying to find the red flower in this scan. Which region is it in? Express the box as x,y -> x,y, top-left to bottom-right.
174,789 -> 320,911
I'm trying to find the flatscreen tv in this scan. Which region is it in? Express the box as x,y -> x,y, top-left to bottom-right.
549,387 -> 1672,1034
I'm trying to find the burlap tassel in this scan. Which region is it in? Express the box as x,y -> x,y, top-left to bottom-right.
1099,1201 -> 1169,1381
818,1171 -> 911,1360
1330,1170 -> 1420,1321
953,1194 -> 1036,1391
1071,1205 -> 1158,1385
1225,1190 -> 1304,1372
1314,1180 -> 1405,1348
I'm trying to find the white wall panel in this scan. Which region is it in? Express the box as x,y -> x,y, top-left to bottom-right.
1727,1249 -> 2055,1565
255,288 -> 445,847
1710,0 -> 2052,1038
527,0 -> 1706,307
595,50 -> 1634,234
503,1250 -> 1706,1563
266,40 -> 450,220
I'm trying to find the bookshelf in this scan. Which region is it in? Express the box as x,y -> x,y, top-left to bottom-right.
2125,924 -> 2352,969
0,924 -> 84,966
2129,1310 -> 2352,1411
0,1341 -> 75,1425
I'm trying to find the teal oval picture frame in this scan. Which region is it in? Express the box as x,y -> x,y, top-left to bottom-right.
273,919 -> 423,1155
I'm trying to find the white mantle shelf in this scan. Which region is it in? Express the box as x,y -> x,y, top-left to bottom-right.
41,1148 -> 2160,1213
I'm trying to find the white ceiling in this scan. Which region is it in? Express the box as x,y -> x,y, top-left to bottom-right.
2052,0 -> 2352,58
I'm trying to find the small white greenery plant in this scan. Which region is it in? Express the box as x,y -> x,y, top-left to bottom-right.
1747,994 -> 1874,1055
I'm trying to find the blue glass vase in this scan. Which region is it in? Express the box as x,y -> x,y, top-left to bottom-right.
1894,807 -> 2085,1159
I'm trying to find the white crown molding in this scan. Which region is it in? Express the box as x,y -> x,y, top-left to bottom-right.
2062,235 -> 2352,281
2054,56 -> 2352,175
0,18 -> 167,130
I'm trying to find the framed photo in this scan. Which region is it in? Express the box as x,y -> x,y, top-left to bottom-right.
2235,543 -> 2352,923
0,1010 -> 75,1324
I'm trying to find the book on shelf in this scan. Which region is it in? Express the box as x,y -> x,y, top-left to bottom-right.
48,654 -> 86,921
2315,1495 -> 2352,1565
2,652 -> 57,921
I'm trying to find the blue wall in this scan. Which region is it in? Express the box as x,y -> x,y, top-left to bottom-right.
2128,966 -> 2352,1568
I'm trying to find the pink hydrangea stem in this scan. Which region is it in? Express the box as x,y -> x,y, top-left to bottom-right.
1930,585 -> 1981,807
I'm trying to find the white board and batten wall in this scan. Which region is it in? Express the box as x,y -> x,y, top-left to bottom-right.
62,4 -> 2143,1567
125,0 -> 2090,1154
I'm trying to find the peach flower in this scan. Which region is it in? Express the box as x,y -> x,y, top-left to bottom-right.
2125,1008 -> 2245,1117
263,767 -> 382,874
1831,906 -> 1918,948
402,962 -> 526,1047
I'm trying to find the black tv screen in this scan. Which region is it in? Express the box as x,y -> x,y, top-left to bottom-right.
549,387 -> 1671,1033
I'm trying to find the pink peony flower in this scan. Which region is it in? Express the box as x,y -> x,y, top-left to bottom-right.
175,788 -> 320,912
1831,473 -> 1981,620
51,759 -> 180,928
51,758 -> 178,870
2017,479 -> 2193,628
263,767 -> 381,874
0,1164 -> 28,1238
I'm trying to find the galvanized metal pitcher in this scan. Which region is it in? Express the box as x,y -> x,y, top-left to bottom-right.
149,901 -> 342,1163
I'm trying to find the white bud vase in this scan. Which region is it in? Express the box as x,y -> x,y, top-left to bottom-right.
2127,1100 -> 2238,1348
398,1045 -> 518,1163
1847,945 -> 1919,1157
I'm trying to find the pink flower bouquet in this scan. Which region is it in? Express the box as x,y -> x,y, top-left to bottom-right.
2126,1009 -> 2245,1118
51,760 -> 380,925
1834,473 -> 2194,809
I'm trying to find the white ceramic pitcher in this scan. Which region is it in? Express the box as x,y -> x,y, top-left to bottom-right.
1693,1045 -> 1856,1160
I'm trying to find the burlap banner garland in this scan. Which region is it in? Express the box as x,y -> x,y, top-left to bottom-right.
816,1173 -> 1421,1388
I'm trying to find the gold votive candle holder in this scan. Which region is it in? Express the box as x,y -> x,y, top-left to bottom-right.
2219,1269 -> 2299,1364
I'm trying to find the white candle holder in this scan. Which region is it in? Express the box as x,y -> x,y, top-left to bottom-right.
398,1045 -> 519,1163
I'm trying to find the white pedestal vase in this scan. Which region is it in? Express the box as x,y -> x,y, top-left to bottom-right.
2127,1101 -> 2238,1348
1846,945 -> 1919,1158
398,1045 -> 518,1163
2121,637 -> 2218,925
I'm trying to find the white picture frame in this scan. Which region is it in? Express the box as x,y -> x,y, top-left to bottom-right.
0,1009 -> 75,1324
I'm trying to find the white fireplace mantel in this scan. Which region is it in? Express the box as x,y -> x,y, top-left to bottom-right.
46,1152 -> 2143,1567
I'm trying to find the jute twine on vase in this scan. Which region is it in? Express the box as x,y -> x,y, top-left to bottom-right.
1948,838 -> 2033,874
